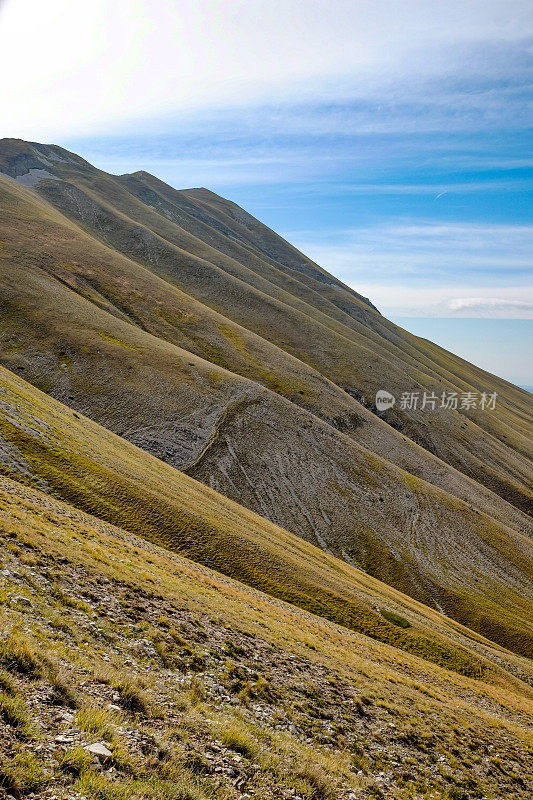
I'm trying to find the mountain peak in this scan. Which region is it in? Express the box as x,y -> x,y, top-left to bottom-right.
0,138 -> 532,796
0,138 -> 531,661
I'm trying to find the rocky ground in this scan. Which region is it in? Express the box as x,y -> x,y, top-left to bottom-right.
0,526 -> 531,800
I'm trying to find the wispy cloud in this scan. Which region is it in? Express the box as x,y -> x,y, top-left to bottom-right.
351,284 -> 533,318
447,297 -> 533,313
289,221 -> 533,277
286,221 -> 533,317
80,146 -> 533,192
1,0 -> 532,138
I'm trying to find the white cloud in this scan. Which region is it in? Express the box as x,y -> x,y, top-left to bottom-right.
447,297 -> 533,312
0,0 -> 531,138
283,221 -> 533,317
350,284 -> 533,318
290,221 -> 533,277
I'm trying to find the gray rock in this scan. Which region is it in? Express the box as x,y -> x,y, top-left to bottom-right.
85,742 -> 112,759
13,594 -> 31,606
55,735 -> 75,744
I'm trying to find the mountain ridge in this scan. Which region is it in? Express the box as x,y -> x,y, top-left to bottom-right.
0,138 -> 531,659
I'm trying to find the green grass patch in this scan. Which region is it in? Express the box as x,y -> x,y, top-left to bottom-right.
76,705 -> 119,739
0,634 -> 41,677
99,331 -> 140,351
112,674 -> 155,716
58,746 -> 93,777
221,725 -> 257,757
75,771 -> 207,800
0,690 -> 33,737
0,750 -> 49,795
380,609 -> 411,628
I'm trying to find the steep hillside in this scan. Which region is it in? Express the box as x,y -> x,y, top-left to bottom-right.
1,139 -> 530,516
1,472 -> 531,799
3,364 -> 531,672
0,137 -> 532,800
0,140 -> 531,657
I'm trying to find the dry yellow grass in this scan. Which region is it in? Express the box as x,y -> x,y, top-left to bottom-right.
0,365 -> 532,689
0,140 -> 531,659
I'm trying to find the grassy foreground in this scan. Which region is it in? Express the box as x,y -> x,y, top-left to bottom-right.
0,474 -> 531,799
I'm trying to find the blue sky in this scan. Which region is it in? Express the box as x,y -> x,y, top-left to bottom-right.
392,319 -> 533,391
1,0 -> 531,384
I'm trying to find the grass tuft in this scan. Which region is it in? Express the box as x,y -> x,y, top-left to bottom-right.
58,746 -> 93,777
76,704 -> 118,739
0,634 -> 41,677
221,725 -> 257,758
0,668 -> 17,694
46,662 -> 80,707
112,674 -> 155,716
0,750 -> 49,794
295,761 -> 336,800
0,690 -> 34,737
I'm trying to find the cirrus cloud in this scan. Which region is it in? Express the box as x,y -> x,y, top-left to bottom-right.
0,0 -> 532,139
447,297 -> 533,313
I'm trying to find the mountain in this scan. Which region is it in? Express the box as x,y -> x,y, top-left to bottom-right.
0,380 -> 531,798
0,138 -> 532,798
0,138 -> 531,661
0,363 -> 502,678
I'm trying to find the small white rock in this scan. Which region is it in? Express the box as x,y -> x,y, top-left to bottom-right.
85,742 -> 112,759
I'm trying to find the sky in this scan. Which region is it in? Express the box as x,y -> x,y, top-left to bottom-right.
0,0 -> 532,384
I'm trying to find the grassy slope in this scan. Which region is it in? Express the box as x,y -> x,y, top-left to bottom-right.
0,364 -> 532,666
1,169 -> 529,544
0,139 -> 530,799
0,166 -> 532,656
0,172 -> 531,541
27,147 -> 530,509
1,140 -> 530,518
0,475 -> 532,799
145,182 -> 533,507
